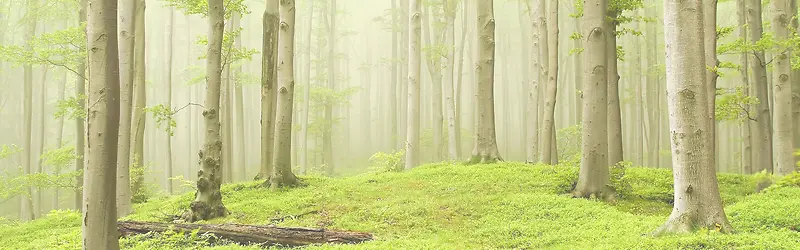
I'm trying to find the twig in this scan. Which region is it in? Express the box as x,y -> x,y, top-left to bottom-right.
270,210 -> 319,224
737,103 -> 758,122
172,102 -> 204,115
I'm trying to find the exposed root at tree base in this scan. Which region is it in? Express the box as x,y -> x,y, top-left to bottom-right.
652,216 -> 734,236
571,187 -> 616,202
181,201 -> 228,222
465,154 -> 503,165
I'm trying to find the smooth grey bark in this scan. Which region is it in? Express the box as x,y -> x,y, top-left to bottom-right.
259,0 -> 279,180
75,0 -> 87,211
270,0 -> 299,188
704,0 -> 719,176
300,0 -> 313,172
83,0 -> 121,247
444,0 -> 458,160
737,0 -> 753,174
405,0 -> 421,169
35,66 -> 49,217
323,0 -> 336,174
770,0 -> 795,176
116,0 -> 135,217
574,0 -> 612,200
606,11 -> 623,166
454,1 -> 469,159
165,7 -> 175,193
526,0 -> 544,164
539,0 -> 559,165
232,12 -> 245,182
129,0 -> 147,211
792,0 -> 800,166
390,0 -> 399,151
467,0 -> 502,164
183,0 -> 227,222
422,4 -> 444,162
656,0 -> 733,235
746,0 -> 774,173
20,0 -> 37,222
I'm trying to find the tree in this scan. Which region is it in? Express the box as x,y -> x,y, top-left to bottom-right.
655,0 -> 732,234
116,0 -> 136,218
606,3 -> 623,166
270,0 -> 299,189
299,0 -> 313,172
771,0 -> 794,176
527,0 -> 545,164
573,0 -> 611,199
324,0 -> 337,173
19,0 -> 39,222
259,0 -> 279,180
390,0 -> 399,151
539,0 -> 558,165
746,0 -> 773,173
164,7 -> 175,193
467,0 -> 501,164
405,0 -> 421,169
75,0 -> 87,211
83,0 -> 121,247
129,0 -> 147,212
737,0 -> 753,174
443,0 -> 458,160
182,0 -> 227,222
704,0 -> 718,175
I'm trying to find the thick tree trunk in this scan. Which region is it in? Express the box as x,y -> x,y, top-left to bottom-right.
116,0 -> 136,217
129,0 -> 147,211
539,0 -> 559,165
746,0 -> 774,173
656,0 -> 733,235
405,0 -> 422,169
165,7 -> 175,193
270,0 -> 299,189
183,0 -> 227,222
20,0 -> 37,222
468,0 -> 502,164
606,11 -> 623,166
83,0 -> 121,247
117,221 -> 372,247
260,0 -> 280,180
704,0 -> 719,175
574,0 -> 612,200
737,0 -> 753,174
770,0 -> 795,176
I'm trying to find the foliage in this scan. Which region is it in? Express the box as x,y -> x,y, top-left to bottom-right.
162,0 -> 249,18
130,158 -> 155,204
53,94 -> 87,120
715,86 -> 760,122
0,24 -> 86,74
0,144 -> 22,160
368,151 -> 405,173
556,124 -> 582,163
0,145 -> 81,202
196,27 -> 258,69
41,145 -> 78,172
609,161 -> 634,198
144,104 -> 178,136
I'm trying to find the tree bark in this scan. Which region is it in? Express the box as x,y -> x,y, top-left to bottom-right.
770,0 -> 795,176
656,0 -> 733,235
116,0 -> 136,217
704,0 -> 719,175
84,0 -> 121,247
183,0 -> 228,222
232,12 -> 245,182
444,0 -> 458,161
300,0 -> 313,172
574,0 -> 612,200
791,0 -> 800,167
165,7 -> 175,193
390,0 -> 399,152
117,221 -> 372,247
422,5 -> 444,162
746,0 -> 774,173
35,66 -> 49,218
737,0 -> 753,174
20,0 -> 38,222
75,0 -> 87,211
405,0 -> 422,169
527,0 -> 544,164
259,0 -> 280,180
539,0 -> 559,165
606,11 -> 623,166
270,0 -> 299,189
323,0 -> 337,174
129,0 -> 147,211
467,0 -> 502,164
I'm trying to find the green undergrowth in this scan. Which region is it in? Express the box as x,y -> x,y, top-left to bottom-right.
2,162 -> 799,249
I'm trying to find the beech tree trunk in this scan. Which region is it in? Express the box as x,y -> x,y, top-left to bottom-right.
75,0 -> 87,211
527,0 -> 545,164
405,0 -> 421,169
770,0 -> 795,176
259,0 -> 280,180
165,7 -> 175,193
20,0 -> 37,222
270,0 -> 299,189
656,0 -> 733,235
539,0 -> 558,165
117,221 -> 372,247
606,11 -> 623,166
468,0 -> 502,164
183,0 -> 227,222
323,0 -> 336,174
129,0 -> 147,211
704,0 -> 719,175
83,0 -> 121,247
746,0 -> 774,173
390,0 -> 399,151
737,0 -> 753,174
116,0 -> 136,217
422,5 -> 444,162
444,0 -> 458,160
300,0 -> 313,172
791,0 -> 800,166
232,12 -> 245,182
574,0 -> 612,200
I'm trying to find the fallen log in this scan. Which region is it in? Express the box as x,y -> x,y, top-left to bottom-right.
117,220 -> 373,247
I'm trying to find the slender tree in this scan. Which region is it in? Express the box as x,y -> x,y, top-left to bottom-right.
129,0 -> 147,208
746,0 -> 774,173
83,0 -> 121,247
467,0 -> 502,164
443,0 -> 458,160
704,0 -> 718,175
656,0 -> 732,234
539,0 -> 559,164
324,0 -> 337,173
300,0 -> 313,171
405,0 -> 421,169
75,0 -> 87,211
116,0 -> 136,217
164,7 -> 175,193
183,0 -> 227,222
270,0 -> 299,188
771,0 -> 795,176
606,7 -> 623,166
259,0 -> 279,180
527,0 -> 544,164
737,0 -> 753,174
20,0 -> 38,221
390,0 -> 399,151
574,0 -> 612,199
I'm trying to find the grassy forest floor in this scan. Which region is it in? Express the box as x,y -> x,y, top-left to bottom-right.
2,162 -> 800,249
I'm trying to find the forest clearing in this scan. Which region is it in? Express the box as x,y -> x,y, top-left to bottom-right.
0,0 -> 799,249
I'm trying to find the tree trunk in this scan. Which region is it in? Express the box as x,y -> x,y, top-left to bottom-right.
53,70 -> 67,209
259,0 -> 280,180
746,0 -> 774,173
35,66 -> 49,217
454,1 -> 469,159
300,0 -> 313,172
270,0 -> 299,189
116,0 -> 136,217
400,0 -> 409,151
405,0 -> 422,169
737,0 -> 753,174
539,0 -> 559,165
182,0 -> 228,222
791,0 -> 800,166
574,0 -> 612,200
704,0 -> 719,175
467,0 -> 502,164
232,12 -> 245,182
165,7 -> 175,193
606,11 -> 623,166
323,0 -> 337,174
75,0 -> 87,211
221,47 -> 233,183
444,0 -> 458,161
84,0 -> 121,246
656,0 -> 733,235
645,4 -> 660,168
770,0 -> 794,176
20,0 -> 38,221
422,5 -> 444,162
117,221 -> 372,247
390,0 -> 399,152
129,0 -> 147,211
527,0 -> 544,164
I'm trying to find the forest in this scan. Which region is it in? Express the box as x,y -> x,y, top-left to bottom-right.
0,0 -> 799,249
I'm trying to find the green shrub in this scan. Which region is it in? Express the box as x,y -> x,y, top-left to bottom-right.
368,150 -> 405,173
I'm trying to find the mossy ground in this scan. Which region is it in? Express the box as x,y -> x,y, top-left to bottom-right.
2,162 -> 799,249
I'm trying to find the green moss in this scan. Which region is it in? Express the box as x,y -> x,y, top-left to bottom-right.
2,162 -> 799,249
